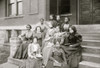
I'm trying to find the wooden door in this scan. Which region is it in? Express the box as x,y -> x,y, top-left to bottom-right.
79,0 -> 100,24
93,0 -> 100,24
79,0 -> 93,24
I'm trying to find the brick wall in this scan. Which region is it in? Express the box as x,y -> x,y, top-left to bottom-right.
0,0 -> 46,26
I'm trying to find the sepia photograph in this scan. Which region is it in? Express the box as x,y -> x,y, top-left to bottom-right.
0,0 -> 100,68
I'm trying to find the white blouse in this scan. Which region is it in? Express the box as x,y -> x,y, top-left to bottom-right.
28,43 -> 41,59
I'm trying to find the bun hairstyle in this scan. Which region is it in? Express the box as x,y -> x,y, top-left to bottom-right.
68,25 -> 77,33
50,14 -> 54,17
32,36 -> 38,42
40,18 -> 44,21
35,26 -> 42,32
26,24 -> 32,29
65,17 -> 70,21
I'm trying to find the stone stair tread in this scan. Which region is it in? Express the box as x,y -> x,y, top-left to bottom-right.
8,57 -> 24,62
82,45 -> 100,49
0,62 -> 19,68
79,61 -> 100,68
83,40 -> 100,42
82,53 -> 100,58
8,57 -> 24,66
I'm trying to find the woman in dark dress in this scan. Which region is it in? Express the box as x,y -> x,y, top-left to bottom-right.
61,17 -> 71,32
61,25 -> 82,68
56,15 -> 63,27
33,26 -> 43,47
46,38 -> 68,68
49,14 -> 57,28
13,24 -> 33,59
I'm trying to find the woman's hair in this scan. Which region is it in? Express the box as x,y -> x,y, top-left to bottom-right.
50,14 -> 54,17
68,25 -> 77,34
53,38 -> 61,45
50,14 -> 56,20
26,24 -> 32,29
32,36 -> 38,42
40,18 -> 44,21
56,25 -> 61,32
56,15 -> 61,17
65,17 -> 70,21
34,26 -> 42,33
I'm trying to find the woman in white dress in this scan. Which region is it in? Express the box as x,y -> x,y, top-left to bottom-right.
21,37 -> 42,68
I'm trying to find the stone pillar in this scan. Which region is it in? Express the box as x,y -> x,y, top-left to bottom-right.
9,30 -> 21,57
0,30 -> 7,45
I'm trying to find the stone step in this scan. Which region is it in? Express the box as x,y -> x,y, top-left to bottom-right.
0,62 -> 19,68
8,57 -> 24,66
82,40 -> 100,47
83,37 -> 100,40
82,45 -> 100,54
76,25 -> 100,29
77,28 -> 100,31
81,33 -> 100,36
78,29 -> 100,32
79,32 -> 100,34
77,30 -> 100,34
82,34 -> 100,38
79,61 -> 100,68
82,53 -> 100,63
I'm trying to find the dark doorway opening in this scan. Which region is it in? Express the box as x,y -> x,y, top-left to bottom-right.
50,0 -> 71,15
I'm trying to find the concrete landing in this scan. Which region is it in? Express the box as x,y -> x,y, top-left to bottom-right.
0,62 -> 19,68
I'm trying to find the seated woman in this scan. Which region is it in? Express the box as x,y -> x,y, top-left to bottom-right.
13,24 -> 33,59
42,21 -> 56,49
61,25 -> 82,68
42,21 -> 57,67
61,17 -> 71,32
49,14 -> 57,28
54,25 -> 66,45
33,26 -> 44,47
42,37 -> 54,67
20,37 -> 42,68
46,39 -> 68,68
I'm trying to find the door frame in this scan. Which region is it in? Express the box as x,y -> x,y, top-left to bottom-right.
46,0 -> 77,25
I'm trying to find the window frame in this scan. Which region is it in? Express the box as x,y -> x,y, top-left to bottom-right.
6,0 -> 23,17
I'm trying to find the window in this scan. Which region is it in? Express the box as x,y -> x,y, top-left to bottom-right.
50,0 -> 70,15
7,0 -> 23,16
17,0 -> 23,15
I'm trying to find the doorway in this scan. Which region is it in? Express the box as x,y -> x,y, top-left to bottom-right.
48,0 -> 77,24
50,0 -> 70,15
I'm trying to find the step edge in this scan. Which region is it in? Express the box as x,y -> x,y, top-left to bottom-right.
83,40 -> 100,42
79,61 -> 100,67
82,45 -> 100,49
82,53 -> 100,58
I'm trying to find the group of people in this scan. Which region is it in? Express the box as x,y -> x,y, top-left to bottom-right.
13,15 -> 82,68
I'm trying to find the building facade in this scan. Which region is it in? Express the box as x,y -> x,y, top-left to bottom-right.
0,0 -> 100,26
0,0 -> 100,43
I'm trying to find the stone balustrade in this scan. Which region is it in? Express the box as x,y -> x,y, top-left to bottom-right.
0,30 -> 8,45
9,30 -> 22,58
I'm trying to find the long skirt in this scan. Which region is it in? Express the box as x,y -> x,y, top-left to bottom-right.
13,42 -> 29,59
20,58 -> 41,68
42,46 -> 53,66
61,46 -> 82,68
46,60 -> 69,68
68,51 -> 82,68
